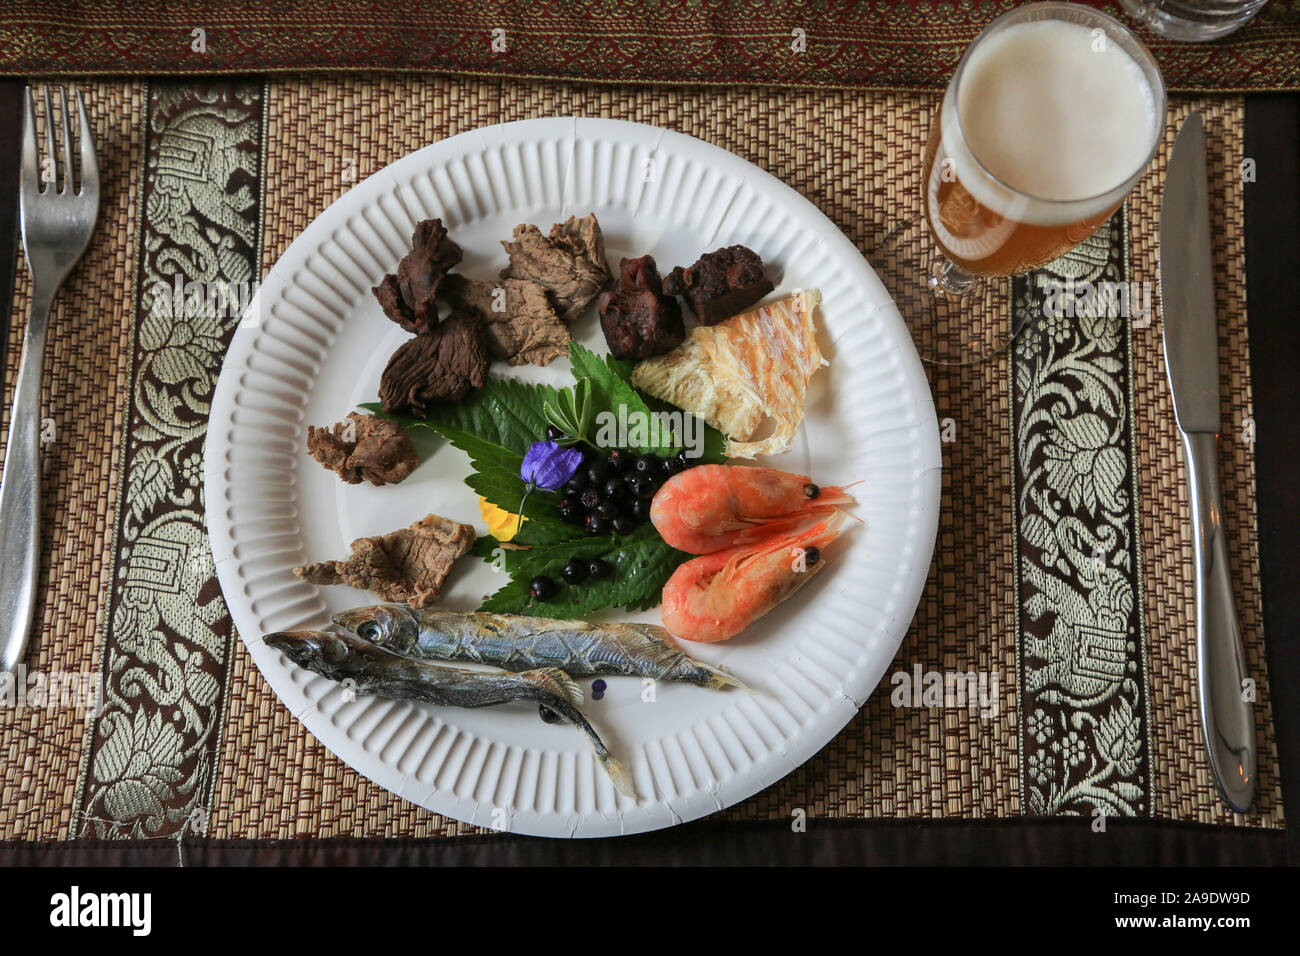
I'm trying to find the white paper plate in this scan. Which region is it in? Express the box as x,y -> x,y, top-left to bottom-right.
205,117 -> 941,838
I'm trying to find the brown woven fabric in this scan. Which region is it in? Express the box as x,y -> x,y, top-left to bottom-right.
0,76 -> 1284,841
0,80 -> 148,841
210,77 -> 1279,837
3,1 -> 1300,93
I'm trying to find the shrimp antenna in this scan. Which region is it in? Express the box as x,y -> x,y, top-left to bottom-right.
835,506 -> 866,526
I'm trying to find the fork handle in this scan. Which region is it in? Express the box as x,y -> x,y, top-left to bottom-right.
0,287 -> 53,673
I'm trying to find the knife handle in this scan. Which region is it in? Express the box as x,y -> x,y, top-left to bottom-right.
1182,430 -> 1256,812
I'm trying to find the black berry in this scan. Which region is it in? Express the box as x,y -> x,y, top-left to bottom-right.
546,425 -> 568,442
588,558 -> 613,580
586,514 -> 611,536
612,516 -> 636,535
529,575 -> 557,601
562,558 -> 588,584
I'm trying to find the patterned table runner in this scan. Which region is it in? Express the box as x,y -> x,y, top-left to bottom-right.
0,76 -> 1283,841
4,1 -> 1300,92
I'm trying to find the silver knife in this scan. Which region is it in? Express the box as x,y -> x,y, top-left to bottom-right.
1160,111 -> 1256,812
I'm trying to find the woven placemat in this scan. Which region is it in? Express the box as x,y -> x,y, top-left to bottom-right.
0,76 -> 1283,841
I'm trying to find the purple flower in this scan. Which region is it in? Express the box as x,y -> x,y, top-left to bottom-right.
521,440 -> 583,492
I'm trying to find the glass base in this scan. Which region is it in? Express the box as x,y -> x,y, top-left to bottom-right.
1118,0 -> 1267,42
871,216 -> 1023,367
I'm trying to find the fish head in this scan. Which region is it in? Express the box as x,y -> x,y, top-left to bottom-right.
263,629 -> 351,667
331,604 -> 420,653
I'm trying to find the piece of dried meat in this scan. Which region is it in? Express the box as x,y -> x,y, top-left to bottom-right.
294,513 -> 476,609
596,255 -> 685,360
306,412 -> 418,486
500,213 -> 612,321
378,312 -> 489,414
664,245 -> 774,325
371,218 -> 462,334
440,274 -> 571,367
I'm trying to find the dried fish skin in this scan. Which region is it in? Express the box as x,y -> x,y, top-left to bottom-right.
333,605 -> 747,691
632,289 -> 825,459
264,629 -> 634,798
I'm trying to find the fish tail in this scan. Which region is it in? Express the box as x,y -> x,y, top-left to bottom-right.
599,753 -> 637,800
553,699 -> 638,801
628,624 -> 749,691
686,659 -> 750,691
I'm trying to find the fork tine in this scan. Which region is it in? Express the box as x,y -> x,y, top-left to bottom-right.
20,86 -> 38,199
41,86 -> 57,191
58,86 -> 74,194
76,89 -> 98,200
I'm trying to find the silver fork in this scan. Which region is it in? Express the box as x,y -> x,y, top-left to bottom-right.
0,86 -> 98,673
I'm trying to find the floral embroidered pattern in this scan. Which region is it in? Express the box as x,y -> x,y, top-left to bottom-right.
76,82 -> 263,837
1011,216 -> 1151,817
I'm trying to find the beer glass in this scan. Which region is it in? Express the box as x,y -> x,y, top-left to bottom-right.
885,3 -> 1166,364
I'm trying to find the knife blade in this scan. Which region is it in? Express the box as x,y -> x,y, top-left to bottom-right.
1159,111 -> 1256,812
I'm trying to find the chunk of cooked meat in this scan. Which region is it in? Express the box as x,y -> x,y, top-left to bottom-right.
596,255 -> 685,360
371,218 -> 462,334
500,213 -> 612,321
440,274 -> 571,367
664,245 -> 774,325
294,513 -> 476,609
306,412 -> 418,487
378,312 -> 489,414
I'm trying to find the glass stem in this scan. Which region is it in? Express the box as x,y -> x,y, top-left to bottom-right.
929,258 -> 977,297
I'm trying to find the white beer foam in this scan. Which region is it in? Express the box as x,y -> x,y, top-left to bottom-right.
940,19 -> 1158,228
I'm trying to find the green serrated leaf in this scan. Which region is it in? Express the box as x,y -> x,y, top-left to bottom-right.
478,525 -> 689,617
570,342 -> 678,455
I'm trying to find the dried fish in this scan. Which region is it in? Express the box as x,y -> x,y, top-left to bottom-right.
332,604 -> 747,691
264,629 -> 634,798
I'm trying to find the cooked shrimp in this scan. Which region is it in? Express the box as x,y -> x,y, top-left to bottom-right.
651,464 -> 855,555
661,516 -> 843,643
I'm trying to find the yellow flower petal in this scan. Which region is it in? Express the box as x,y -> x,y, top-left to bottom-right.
479,496 -> 526,542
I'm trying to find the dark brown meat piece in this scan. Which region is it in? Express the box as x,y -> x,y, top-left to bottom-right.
378,312 -> 488,414
294,513 -> 476,609
664,245 -> 774,325
596,255 -> 685,361
500,213 -> 612,321
440,274 -> 571,367
371,218 -> 462,334
306,412 -> 418,487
